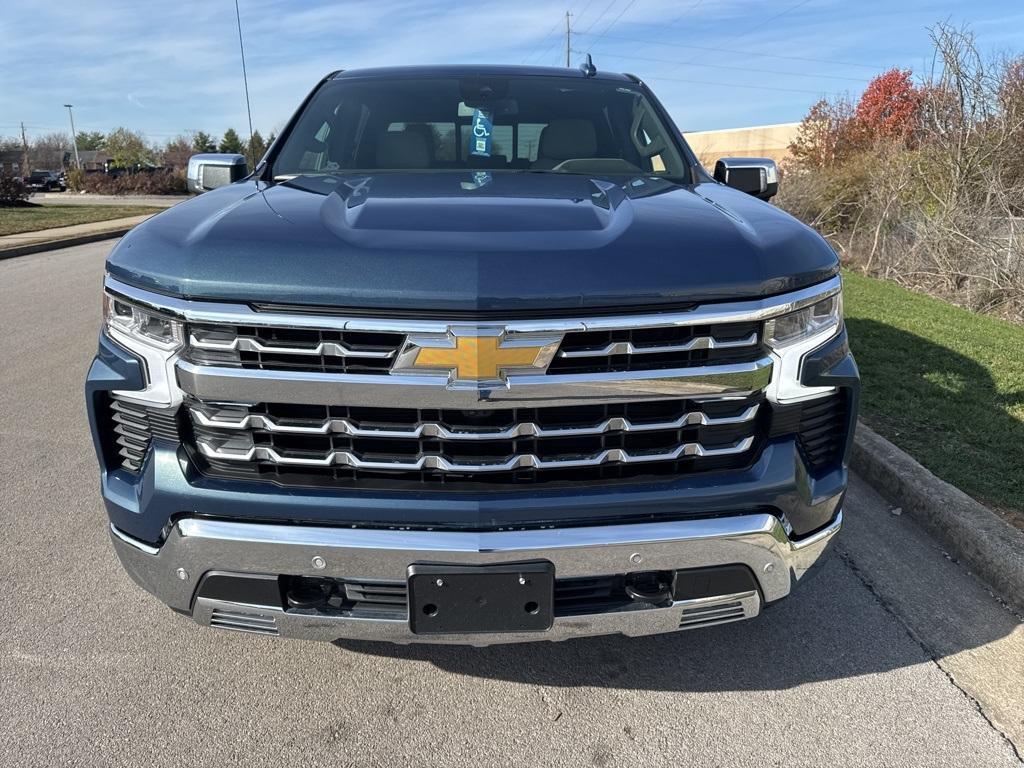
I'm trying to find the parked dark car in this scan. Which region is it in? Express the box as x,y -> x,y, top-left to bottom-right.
25,169 -> 66,192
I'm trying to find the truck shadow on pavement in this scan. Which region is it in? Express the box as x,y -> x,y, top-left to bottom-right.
332,553 -> 1018,691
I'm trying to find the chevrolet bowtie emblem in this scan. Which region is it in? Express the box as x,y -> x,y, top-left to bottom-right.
393,330 -> 563,383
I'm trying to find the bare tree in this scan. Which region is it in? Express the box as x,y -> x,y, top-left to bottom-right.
898,24 -> 1024,312
161,134 -> 194,169
30,132 -> 70,170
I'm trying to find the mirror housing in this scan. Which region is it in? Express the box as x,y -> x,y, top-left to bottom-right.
186,153 -> 248,193
713,157 -> 779,201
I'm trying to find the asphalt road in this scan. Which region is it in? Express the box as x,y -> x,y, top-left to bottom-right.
2,241 -> 1023,768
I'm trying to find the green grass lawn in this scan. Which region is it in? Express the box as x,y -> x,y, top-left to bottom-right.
0,204 -> 163,236
844,270 -> 1024,517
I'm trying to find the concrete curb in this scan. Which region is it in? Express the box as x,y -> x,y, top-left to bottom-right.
852,422 -> 1024,616
0,227 -> 131,260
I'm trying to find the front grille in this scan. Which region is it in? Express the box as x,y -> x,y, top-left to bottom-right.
188,396 -> 765,487
187,324 -> 404,374
106,274 -> 855,496
549,321 -> 763,374
108,396 -> 180,472
185,321 -> 764,376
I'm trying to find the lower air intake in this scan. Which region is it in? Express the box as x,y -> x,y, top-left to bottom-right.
108,395 -> 180,472
678,591 -> 760,629
209,608 -> 279,636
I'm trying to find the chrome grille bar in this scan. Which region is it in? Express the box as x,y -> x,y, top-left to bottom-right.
558,332 -> 758,358
196,435 -> 756,472
189,404 -> 760,440
189,333 -> 396,359
175,357 -> 774,409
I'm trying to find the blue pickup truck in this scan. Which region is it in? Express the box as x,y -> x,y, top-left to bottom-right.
86,64 -> 858,644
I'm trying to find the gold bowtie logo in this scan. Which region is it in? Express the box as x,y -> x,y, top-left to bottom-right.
396,331 -> 561,382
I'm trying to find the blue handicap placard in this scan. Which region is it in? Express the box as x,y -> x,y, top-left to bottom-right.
470,108 -> 493,157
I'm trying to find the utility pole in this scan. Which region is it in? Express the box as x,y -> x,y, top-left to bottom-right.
20,122 -> 29,177
64,104 -> 81,170
565,11 -> 571,68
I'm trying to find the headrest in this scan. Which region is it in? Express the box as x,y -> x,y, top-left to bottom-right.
376,131 -> 431,169
539,119 -> 597,160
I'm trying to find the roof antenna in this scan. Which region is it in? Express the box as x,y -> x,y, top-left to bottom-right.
233,0 -> 257,183
580,53 -> 597,77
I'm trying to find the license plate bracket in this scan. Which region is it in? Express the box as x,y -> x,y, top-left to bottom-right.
408,562 -> 554,635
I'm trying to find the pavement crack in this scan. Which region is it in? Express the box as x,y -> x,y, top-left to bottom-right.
835,546 -> 1024,764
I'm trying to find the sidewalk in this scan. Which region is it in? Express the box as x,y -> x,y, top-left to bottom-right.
30,192 -> 188,207
0,214 -> 154,259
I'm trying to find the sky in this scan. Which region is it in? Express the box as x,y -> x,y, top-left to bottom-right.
4,0 -> 1024,146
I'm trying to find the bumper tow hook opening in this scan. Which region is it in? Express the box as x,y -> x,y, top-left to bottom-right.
624,571 -> 674,605
286,577 -> 332,609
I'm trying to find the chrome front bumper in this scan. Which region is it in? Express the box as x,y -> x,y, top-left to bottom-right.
110,510 -> 842,645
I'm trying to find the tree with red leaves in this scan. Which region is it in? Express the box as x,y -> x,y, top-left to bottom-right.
854,69 -> 922,143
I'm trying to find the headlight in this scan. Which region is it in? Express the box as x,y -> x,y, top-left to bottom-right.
763,285 -> 844,404
764,292 -> 843,350
103,292 -> 184,350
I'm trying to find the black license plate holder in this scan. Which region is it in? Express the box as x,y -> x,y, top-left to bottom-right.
408,562 -> 555,635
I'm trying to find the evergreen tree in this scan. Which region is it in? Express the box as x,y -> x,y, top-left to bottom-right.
219,128 -> 244,154
191,131 -> 217,153
75,131 -> 106,151
248,129 -> 268,165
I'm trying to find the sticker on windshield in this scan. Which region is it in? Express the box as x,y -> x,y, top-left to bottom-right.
470,108 -> 493,157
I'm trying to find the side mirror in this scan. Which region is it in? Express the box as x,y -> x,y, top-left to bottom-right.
186,153 -> 248,193
713,157 -> 779,201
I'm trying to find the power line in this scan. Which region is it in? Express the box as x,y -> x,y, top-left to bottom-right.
736,0 -> 814,39
522,17 -> 564,63
583,49 -> 870,83
572,0 -> 597,29
588,0 -> 637,45
579,0 -> 617,35
645,73 -> 839,97
573,31 -> 882,70
668,0 -> 703,27
671,0 -> 812,71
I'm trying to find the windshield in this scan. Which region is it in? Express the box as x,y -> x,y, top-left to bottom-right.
272,75 -> 688,179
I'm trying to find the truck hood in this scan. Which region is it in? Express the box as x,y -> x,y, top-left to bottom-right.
107,172 -> 838,313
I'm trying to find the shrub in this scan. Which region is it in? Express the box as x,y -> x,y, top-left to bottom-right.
0,173 -> 30,206
66,167 -> 85,192
81,169 -> 188,195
